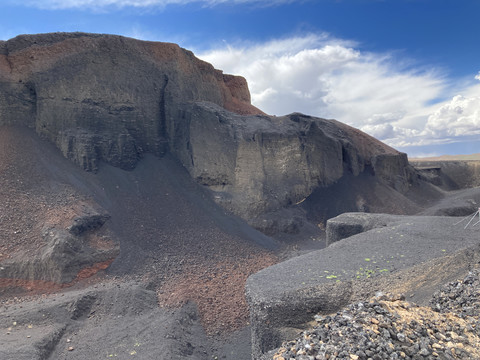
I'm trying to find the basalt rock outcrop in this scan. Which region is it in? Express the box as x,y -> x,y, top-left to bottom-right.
1,32 -> 420,232
176,102 -> 418,225
248,213 -> 480,358
3,32 -> 477,360
0,32 -> 262,171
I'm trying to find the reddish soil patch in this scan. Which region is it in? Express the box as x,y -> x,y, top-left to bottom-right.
1,126 -> 280,341
158,253 -> 277,335
75,259 -> 114,280
0,259 -> 114,302
0,278 -> 66,295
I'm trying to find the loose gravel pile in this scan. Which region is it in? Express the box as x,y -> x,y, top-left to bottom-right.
430,268 -> 480,318
272,269 -> 480,360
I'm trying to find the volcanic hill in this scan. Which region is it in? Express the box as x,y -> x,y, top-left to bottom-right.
1,33 -> 479,360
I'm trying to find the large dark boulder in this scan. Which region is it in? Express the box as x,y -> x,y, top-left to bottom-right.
326,212 -> 401,246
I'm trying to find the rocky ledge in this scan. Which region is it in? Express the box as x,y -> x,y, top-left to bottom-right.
247,211 -> 480,358
2,33 -> 479,360
0,33 -> 424,233
0,203 -> 118,284
0,32 -> 262,172
270,268 -> 480,360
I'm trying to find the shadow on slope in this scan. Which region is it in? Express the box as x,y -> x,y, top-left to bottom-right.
0,125 -> 279,340
91,153 -> 278,277
301,171 -> 425,225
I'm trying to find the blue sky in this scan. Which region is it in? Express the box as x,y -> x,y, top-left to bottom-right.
1,0 -> 480,157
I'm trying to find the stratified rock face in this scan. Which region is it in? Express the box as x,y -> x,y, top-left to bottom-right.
0,33 -> 262,171
174,102 -> 412,220
0,32 -> 415,228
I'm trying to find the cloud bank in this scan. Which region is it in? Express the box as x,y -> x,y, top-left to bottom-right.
197,34 -> 480,154
17,0 -> 293,10
425,95 -> 480,139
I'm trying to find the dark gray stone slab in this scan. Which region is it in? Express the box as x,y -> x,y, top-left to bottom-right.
247,214 -> 480,358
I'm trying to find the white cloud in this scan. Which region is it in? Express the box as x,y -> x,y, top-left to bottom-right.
391,76 -> 480,149
425,95 -> 480,138
198,34 -> 361,117
17,0 -> 294,10
360,123 -> 396,141
197,35 -> 480,154
198,35 -> 444,141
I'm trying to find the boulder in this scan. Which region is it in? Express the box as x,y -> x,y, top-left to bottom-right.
326,212 -> 400,246
68,212 -> 110,236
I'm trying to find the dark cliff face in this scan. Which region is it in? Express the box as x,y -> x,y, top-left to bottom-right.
0,33 -> 262,171
0,32 -> 418,231
174,102 -> 412,222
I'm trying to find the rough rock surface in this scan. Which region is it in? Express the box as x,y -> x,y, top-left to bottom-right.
326,213 -> 400,246
0,32 -> 262,172
247,212 -> 480,358
0,125 -> 119,284
0,203 -> 118,283
270,280 -> 480,360
3,32 -> 479,360
176,102 -> 418,223
267,268 -> 480,359
0,125 -> 279,359
0,33 -> 422,231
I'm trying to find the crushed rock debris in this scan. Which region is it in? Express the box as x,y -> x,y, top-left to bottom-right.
272,268 -> 480,360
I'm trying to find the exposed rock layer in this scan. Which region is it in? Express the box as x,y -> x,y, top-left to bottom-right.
176,103 -> 415,221
0,32 -> 262,172
0,204 -> 118,283
1,32 -> 418,229
1,33 -> 479,360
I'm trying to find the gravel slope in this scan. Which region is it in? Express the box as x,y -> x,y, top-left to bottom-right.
0,126 -> 280,359
2,125 -> 480,359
